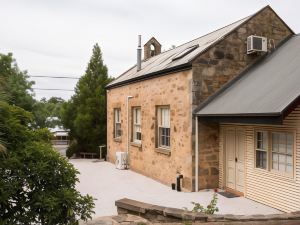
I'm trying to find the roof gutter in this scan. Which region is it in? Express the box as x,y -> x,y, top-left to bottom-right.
196,112 -> 282,117
106,63 -> 192,89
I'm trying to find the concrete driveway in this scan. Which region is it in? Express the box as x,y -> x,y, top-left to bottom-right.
71,159 -> 281,218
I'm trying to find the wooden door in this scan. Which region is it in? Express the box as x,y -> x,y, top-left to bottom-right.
225,128 -> 236,190
225,127 -> 245,193
235,128 -> 245,193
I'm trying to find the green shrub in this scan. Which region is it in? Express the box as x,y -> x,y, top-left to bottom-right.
191,193 -> 219,214
0,101 -> 95,224
66,141 -> 79,158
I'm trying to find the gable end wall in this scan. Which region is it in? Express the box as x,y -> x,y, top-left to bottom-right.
192,7 -> 293,190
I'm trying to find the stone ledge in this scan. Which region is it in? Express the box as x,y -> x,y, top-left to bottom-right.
155,148 -> 171,156
115,198 -> 300,223
113,138 -> 122,143
130,142 -> 142,148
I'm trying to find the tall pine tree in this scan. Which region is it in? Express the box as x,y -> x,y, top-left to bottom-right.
62,43 -> 113,155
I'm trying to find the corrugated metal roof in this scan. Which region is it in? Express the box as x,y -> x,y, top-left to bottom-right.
196,35 -> 300,116
107,15 -> 252,88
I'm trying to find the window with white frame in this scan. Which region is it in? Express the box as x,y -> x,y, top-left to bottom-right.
132,107 -> 141,143
255,130 -> 294,175
114,108 -> 121,138
272,132 -> 293,173
157,106 -> 170,149
256,131 -> 268,169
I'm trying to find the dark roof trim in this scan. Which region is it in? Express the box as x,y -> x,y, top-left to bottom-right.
188,5 -> 295,64
106,63 -> 192,89
198,115 -> 283,125
198,112 -> 281,117
281,94 -> 300,119
193,34 -> 294,115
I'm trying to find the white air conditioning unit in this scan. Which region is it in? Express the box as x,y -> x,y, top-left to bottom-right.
247,35 -> 267,54
115,151 -> 128,170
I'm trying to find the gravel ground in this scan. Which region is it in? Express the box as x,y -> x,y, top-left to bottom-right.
71,159 -> 281,218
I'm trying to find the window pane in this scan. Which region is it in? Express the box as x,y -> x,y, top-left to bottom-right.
161,108 -> 170,127
279,163 -> 285,172
257,132 -> 262,141
263,131 -> 268,150
257,140 -> 262,149
271,132 -> 294,174
116,123 -> 121,137
136,132 -> 141,141
286,165 -> 293,173
272,153 -> 278,162
272,153 -> 279,170
256,150 -> 267,169
272,133 -> 279,152
166,136 -> 170,147
287,134 -> 293,155
279,133 -> 286,153
157,107 -> 170,148
286,155 -> 293,165
256,131 -> 268,150
279,154 -> 285,163
272,161 -> 279,170
133,108 -> 141,142
256,132 -> 262,149
115,109 -> 120,123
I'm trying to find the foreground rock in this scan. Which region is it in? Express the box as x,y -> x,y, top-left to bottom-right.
79,214 -> 147,225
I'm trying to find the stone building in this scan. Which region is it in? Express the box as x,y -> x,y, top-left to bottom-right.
106,6 -> 300,212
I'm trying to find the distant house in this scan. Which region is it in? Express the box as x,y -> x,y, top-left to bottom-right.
106,5 -> 300,212
50,126 -> 69,156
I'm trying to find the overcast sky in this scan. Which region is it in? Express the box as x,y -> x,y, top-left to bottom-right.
0,0 -> 298,100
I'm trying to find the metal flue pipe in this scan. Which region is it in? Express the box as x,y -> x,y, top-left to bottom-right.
137,35 -> 142,71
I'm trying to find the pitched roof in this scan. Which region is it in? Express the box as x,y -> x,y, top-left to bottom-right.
196,35 -> 300,117
107,10 -> 257,88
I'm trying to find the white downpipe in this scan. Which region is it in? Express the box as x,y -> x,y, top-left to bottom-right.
126,96 -> 133,168
195,116 -> 199,192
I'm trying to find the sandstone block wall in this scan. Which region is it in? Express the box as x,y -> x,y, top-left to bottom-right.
107,70 -> 194,191
115,198 -> 300,224
191,6 -> 293,190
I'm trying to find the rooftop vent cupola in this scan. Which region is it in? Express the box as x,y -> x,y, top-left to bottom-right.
144,37 -> 161,60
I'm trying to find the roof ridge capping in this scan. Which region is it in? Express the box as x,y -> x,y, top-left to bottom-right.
142,5 -> 273,61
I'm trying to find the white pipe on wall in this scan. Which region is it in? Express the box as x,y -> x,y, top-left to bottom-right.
126,96 -> 133,168
195,116 -> 199,192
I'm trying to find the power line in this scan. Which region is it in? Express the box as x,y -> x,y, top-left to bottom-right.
33,88 -> 75,92
29,75 -> 80,79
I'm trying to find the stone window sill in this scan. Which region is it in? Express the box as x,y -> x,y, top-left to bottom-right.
155,148 -> 171,156
114,138 -> 122,143
130,142 -> 142,148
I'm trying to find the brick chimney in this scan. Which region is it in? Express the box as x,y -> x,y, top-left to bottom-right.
144,37 -> 161,60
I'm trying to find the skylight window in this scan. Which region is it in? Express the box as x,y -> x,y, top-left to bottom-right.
172,45 -> 199,61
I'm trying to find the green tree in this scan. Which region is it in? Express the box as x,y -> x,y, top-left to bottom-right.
33,97 -> 65,128
62,43 -> 113,156
0,53 -> 35,111
0,53 -> 95,224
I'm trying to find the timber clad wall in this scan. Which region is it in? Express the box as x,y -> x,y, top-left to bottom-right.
107,70 -> 194,190
219,106 -> 300,212
194,7 -> 293,190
